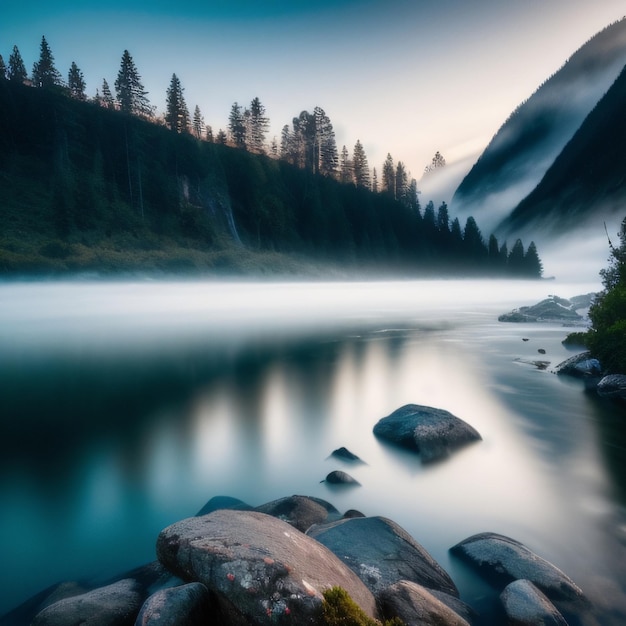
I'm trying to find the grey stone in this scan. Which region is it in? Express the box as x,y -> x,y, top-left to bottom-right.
597,374 -> 626,399
377,580 -> 470,626
156,509 -> 378,625
373,404 -> 481,463
254,495 -> 341,532
554,351 -> 602,377
196,495 -> 252,517
328,447 -> 364,462
31,579 -> 143,626
322,470 -> 361,485
135,583 -> 211,626
450,532 -> 588,610
306,515 -> 458,597
500,579 -> 568,625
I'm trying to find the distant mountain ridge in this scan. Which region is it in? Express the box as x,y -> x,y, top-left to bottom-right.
498,61 -> 626,235
451,17 -> 626,231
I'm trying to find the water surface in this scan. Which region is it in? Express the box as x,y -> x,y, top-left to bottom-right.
1,279 -> 625,622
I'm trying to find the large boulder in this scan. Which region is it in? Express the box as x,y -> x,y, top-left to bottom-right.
500,579 -> 568,626
377,580 -> 470,626
135,583 -> 211,626
254,495 -> 342,532
597,374 -> 626,400
31,579 -> 144,626
306,516 -> 458,597
449,532 -> 588,611
156,509 -> 378,624
373,404 -> 481,463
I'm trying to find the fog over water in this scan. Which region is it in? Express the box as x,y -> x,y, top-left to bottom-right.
1,278 -> 626,623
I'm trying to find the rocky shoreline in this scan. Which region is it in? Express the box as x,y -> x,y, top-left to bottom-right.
1,405 -> 597,626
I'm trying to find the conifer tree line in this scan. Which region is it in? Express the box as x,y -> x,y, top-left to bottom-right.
0,36 -> 543,277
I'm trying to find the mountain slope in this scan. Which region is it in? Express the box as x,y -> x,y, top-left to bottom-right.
497,62 -> 626,236
451,17 -> 626,231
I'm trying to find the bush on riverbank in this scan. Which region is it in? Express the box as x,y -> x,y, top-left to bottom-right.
582,217 -> 626,373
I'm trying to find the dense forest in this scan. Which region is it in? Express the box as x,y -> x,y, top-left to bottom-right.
0,39 -> 543,277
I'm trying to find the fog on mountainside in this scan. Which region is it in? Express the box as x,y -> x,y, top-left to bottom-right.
450,18 -> 626,234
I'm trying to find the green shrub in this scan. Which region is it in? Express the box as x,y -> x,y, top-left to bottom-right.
320,587 -> 404,626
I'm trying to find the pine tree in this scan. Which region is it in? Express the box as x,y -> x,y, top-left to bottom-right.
216,129 -> 228,144
192,105 -> 205,138
8,45 -> 27,83
0,55 -> 6,80
339,145 -> 352,184
507,239 -> 526,275
247,97 -> 269,153
280,125 -> 292,161
425,151 -> 446,173
523,241 -> 543,277
352,140 -> 370,188
372,168 -> 378,193
315,107 -> 338,177
395,161 -> 408,203
101,79 -> 115,109
67,62 -> 86,100
115,50 -> 152,117
205,125 -> 214,142
228,102 -> 246,148
165,73 -> 189,133
382,153 -> 395,196
32,36 -> 62,88
436,202 -> 449,233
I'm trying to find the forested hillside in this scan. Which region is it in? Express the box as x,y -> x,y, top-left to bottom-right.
0,79 -> 541,277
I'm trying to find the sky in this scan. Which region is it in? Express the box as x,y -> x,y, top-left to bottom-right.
2,0 -> 625,199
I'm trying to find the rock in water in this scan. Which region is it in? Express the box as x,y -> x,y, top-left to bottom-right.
500,579 -> 568,626
450,532 -> 588,611
156,509 -> 378,624
254,495 -> 341,532
597,374 -> 626,400
377,580 -> 470,626
329,446 -> 363,462
322,470 -> 361,485
373,404 -> 481,463
306,516 -> 459,597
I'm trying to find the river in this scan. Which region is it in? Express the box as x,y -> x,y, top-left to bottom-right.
1,279 -> 625,623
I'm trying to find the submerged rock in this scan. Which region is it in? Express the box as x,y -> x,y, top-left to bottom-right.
328,446 -> 364,463
450,532 -> 588,610
377,580 -> 470,626
306,515 -> 459,597
322,470 -> 361,485
156,509 -> 378,624
373,404 -> 481,463
500,579 -> 568,626
195,495 -> 252,516
254,494 -> 341,532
